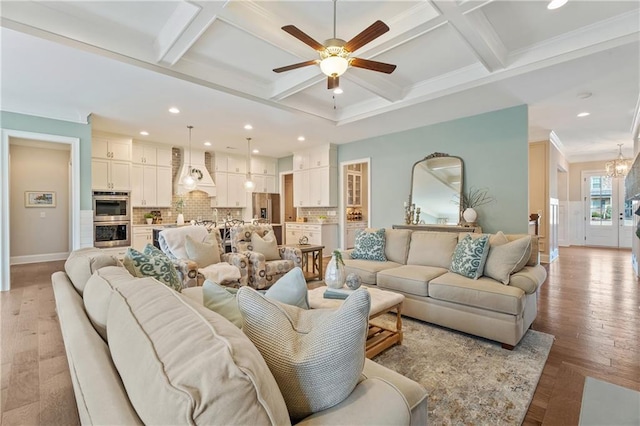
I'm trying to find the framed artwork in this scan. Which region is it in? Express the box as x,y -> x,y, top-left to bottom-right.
25,191 -> 56,208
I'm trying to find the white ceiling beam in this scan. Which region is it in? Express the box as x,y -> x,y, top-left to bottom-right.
432,0 -> 507,72
342,72 -> 404,103
155,1 -> 229,67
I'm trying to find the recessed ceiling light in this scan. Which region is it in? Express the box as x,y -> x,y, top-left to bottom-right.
252,149 -> 260,154
168,107 -> 180,114
577,112 -> 590,117
297,136 -> 305,142
139,131 -> 149,136
547,0 -> 568,10
203,141 -> 212,146
333,88 -> 344,95
244,124 -> 253,130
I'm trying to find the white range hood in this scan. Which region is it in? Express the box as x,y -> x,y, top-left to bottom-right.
175,149 -> 216,196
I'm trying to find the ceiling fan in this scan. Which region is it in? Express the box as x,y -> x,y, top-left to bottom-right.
273,0 -> 397,90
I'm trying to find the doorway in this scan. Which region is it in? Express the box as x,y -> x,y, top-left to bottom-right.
339,158 -> 370,250
583,171 -> 632,248
282,172 -> 296,223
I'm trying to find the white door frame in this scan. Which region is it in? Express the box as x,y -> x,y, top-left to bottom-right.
1,129 -> 81,291
338,158 -> 371,250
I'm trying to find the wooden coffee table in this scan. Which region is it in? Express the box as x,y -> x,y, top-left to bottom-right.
307,285 -> 404,358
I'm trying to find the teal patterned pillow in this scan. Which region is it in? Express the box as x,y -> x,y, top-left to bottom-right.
123,244 -> 182,292
450,234 -> 490,279
351,228 -> 387,261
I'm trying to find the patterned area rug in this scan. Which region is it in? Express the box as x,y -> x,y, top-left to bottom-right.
371,315 -> 554,425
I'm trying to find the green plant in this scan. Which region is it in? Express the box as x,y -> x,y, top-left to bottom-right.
144,213 -> 154,219
318,215 -> 327,220
332,249 -> 344,266
458,187 -> 495,209
175,197 -> 185,213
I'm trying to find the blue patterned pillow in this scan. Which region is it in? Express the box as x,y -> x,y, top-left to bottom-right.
123,244 -> 182,292
450,234 -> 490,279
351,228 -> 387,261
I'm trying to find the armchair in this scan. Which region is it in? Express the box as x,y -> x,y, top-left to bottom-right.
158,225 -> 248,288
231,224 -> 302,290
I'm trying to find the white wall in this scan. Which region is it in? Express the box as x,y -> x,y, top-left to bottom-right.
10,142 -> 70,263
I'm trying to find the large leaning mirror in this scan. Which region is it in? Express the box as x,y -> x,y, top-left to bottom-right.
409,152 -> 464,225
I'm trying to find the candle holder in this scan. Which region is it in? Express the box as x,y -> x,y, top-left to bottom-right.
404,202 -> 421,225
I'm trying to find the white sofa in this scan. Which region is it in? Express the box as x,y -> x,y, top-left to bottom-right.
53,248 -> 428,425
342,229 -> 547,348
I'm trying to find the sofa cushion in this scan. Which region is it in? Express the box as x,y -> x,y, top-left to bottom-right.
123,245 -> 182,292
64,247 -> 121,295
352,228 -> 387,261
450,234 -> 490,279
377,265 -> 448,297
459,231 -> 509,247
83,266 -> 138,341
264,267 -> 310,309
237,286 -> 370,422
343,259 -> 402,285
406,231 -> 458,269
384,229 -> 412,264
251,230 -> 281,261
202,280 -> 243,327
429,272 -> 525,315
107,279 -> 290,425
484,235 -> 532,284
185,234 -> 221,267
509,265 -> 547,294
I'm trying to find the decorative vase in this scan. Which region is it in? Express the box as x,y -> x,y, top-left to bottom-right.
325,254 -> 346,289
462,207 -> 477,223
345,273 -> 362,290
176,213 -> 185,225
146,218 -> 153,225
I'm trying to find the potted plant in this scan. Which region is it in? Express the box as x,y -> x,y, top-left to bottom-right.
175,197 -> 185,225
318,215 -> 327,224
144,213 -> 154,225
459,187 -> 495,224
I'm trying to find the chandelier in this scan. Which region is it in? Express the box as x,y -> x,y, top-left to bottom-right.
181,125 -> 198,191
605,144 -> 631,178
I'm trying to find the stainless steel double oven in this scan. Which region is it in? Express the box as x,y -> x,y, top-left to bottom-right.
93,191 -> 131,248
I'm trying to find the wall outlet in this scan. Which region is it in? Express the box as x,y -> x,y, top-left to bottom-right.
40,212 -> 46,218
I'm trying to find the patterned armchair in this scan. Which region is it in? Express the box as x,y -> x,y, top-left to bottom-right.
158,225 -> 249,288
230,224 -> 302,290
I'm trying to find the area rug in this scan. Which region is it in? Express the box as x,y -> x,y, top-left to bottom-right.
579,377 -> 640,425
371,315 -> 554,425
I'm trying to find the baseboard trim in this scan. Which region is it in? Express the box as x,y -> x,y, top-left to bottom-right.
10,252 -> 69,265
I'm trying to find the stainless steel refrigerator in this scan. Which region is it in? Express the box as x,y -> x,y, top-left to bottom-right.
252,192 -> 281,223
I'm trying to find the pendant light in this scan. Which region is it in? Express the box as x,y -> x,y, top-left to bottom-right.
244,137 -> 255,191
182,125 -> 198,191
605,143 -> 631,178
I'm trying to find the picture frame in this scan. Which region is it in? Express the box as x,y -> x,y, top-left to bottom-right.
25,191 -> 56,208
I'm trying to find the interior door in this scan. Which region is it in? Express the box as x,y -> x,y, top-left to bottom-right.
584,172 -> 632,247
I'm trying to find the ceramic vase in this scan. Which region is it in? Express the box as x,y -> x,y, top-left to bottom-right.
325,254 -> 346,289
177,213 -> 185,225
462,207 -> 477,223
146,218 -> 153,225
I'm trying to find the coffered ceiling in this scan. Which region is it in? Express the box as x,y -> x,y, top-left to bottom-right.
1,1 -> 639,161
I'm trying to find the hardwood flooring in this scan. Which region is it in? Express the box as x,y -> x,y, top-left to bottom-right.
1,246 -> 638,425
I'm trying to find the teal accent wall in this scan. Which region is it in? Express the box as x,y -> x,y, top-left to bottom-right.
338,105 -> 529,234
1,111 -> 92,209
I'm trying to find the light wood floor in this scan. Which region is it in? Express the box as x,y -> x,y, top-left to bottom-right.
1,247 -> 638,425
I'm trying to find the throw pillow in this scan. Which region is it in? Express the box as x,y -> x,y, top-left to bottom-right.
123,245 -> 182,292
484,235 -> 532,285
351,228 -> 387,261
237,286 -> 370,422
250,230 -> 281,261
185,234 -> 221,268
450,234 -> 490,279
202,280 -> 243,328
264,267 -> 309,309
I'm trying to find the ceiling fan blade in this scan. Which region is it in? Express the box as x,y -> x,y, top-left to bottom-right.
350,58 -> 397,74
327,75 -> 339,90
273,60 -> 319,73
281,25 -> 325,51
344,20 -> 389,53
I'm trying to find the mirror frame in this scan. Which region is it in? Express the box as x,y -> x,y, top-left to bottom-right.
409,152 -> 465,225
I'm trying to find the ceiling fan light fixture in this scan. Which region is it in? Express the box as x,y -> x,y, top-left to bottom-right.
333,87 -> 344,94
320,56 -> 349,77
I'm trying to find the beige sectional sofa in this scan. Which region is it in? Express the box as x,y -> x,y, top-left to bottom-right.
342,229 -> 547,348
53,248 -> 428,425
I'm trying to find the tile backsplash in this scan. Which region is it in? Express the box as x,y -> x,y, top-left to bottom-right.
297,207 -> 338,223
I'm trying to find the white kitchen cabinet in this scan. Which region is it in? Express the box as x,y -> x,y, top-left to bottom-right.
293,170 -> 309,207
92,158 -> 131,190
131,164 -> 171,207
292,144 -> 337,207
345,222 -> 366,249
210,172 -> 246,207
293,152 -> 308,170
132,143 -> 172,167
133,226 -> 156,251
211,172 -> 228,207
252,174 -> 277,194
347,172 -> 362,207
308,145 -> 333,168
214,152 -> 247,174
156,167 -> 173,206
285,223 -> 338,253
251,156 -> 277,175
93,137 -> 131,161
